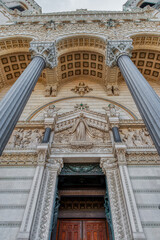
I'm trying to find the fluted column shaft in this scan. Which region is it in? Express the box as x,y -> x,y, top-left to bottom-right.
117,55 -> 160,154
0,56 -> 45,155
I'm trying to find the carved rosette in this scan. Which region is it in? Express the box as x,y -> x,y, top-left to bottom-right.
29,41 -> 57,68
30,158 -> 63,240
106,40 -> 133,67
100,158 -> 133,240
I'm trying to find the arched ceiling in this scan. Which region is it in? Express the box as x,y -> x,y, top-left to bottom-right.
57,51 -> 105,83
0,35 -> 159,91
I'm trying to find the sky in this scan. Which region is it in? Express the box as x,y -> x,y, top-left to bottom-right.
36,0 -> 127,13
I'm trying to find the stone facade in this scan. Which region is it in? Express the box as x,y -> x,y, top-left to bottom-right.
0,0 -> 160,239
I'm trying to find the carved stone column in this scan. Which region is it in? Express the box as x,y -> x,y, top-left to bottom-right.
0,42 -> 57,156
106,40 -> 160,155
30,158 -> 63,240
115,143 -> 146,239
100,157 -> 133,240
17,143 -> 50,240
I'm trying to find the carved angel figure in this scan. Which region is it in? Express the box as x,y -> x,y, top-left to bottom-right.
44,105 -> 56,118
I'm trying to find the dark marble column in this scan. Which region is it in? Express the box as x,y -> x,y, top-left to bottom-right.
42,127 -> 52,143
0,42 -> 57,156
112,127 -> 122,143
106,40 -> 160,155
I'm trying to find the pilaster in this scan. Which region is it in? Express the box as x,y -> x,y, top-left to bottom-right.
115,144 -> 146,239
30,157 -> 63,240
17,144 -> 49,240
100,157 -> 133,240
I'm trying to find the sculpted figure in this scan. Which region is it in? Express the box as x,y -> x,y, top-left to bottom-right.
108,104 -> 117,117
133,129 -> 142,146
124,128 -> 134,146
22,130 -> 32,148
140,128 -> 153,146
30,129 -> 43,147
44,105 -> 56,118
45,85 -> 52,97
13,129 -> 24,148
70,113 -> 93,141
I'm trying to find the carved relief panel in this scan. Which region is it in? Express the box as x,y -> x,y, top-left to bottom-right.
6,128 -> 44,149
120,128 -> 153,147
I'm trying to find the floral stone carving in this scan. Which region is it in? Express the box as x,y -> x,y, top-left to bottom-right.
71,82 -> 93,96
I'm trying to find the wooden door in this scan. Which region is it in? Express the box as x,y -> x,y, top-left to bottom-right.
83,220 -> 107,240
57,219 -> 108,240
58,220 -> 82,240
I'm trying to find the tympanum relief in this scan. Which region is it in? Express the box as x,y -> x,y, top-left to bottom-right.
53,113 -> 110,147
6,129 -> 44,149
120,128 -> 153,147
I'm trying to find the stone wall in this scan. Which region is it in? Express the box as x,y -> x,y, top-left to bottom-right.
0,167 -> 36,240
128,166 -> 160,240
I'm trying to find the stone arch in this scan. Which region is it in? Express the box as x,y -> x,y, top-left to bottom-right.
26,96 -> 138,121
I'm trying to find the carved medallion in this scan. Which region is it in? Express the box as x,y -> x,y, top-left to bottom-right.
71,82 -> 93,96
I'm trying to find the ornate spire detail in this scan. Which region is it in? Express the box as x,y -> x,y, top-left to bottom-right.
106,40 -> 133,67
29,41 -> 57,68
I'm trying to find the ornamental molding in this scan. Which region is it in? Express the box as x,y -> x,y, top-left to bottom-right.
0,151 -> 38,166
106,40 -> 133,67
114,143 -> 127,165
100,158 -> 133,240
126,151 -> 160,165
29,41 -> 57,68
71,82 -> 93,96
30,158 -> 63,240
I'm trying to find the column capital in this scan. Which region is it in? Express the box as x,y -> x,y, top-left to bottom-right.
29,41 -> 57,68
106,40 -> 133,67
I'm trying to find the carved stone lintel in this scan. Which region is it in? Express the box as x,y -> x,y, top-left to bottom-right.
106,40 -> 133,67
37,143 -> 50,166
29,41 -> 57,69
100,158 -> 133,240
114,143 -> 127,165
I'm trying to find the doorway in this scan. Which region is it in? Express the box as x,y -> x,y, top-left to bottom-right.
57,219 -> 109,240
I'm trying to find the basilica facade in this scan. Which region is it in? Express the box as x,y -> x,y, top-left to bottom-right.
0,0 -> 160,239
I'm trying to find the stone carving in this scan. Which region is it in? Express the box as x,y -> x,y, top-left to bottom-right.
53,115 -> 110,145
106,40 -> 133,67
44,105 -> 60,118
6,129 -> 44,149
60,163 -> 103,175
100,158 -> 133,240
108,104 -> 117,117
71,82 -> 93,96
69,113 -> 92,141
30,158 -> 63,240
74,103 -> 89,110
29,41 -> 57,68
120,128 -> 153,147
45,85 -> 52,97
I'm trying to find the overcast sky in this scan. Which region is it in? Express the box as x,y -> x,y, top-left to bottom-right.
36,0 -> 127,13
